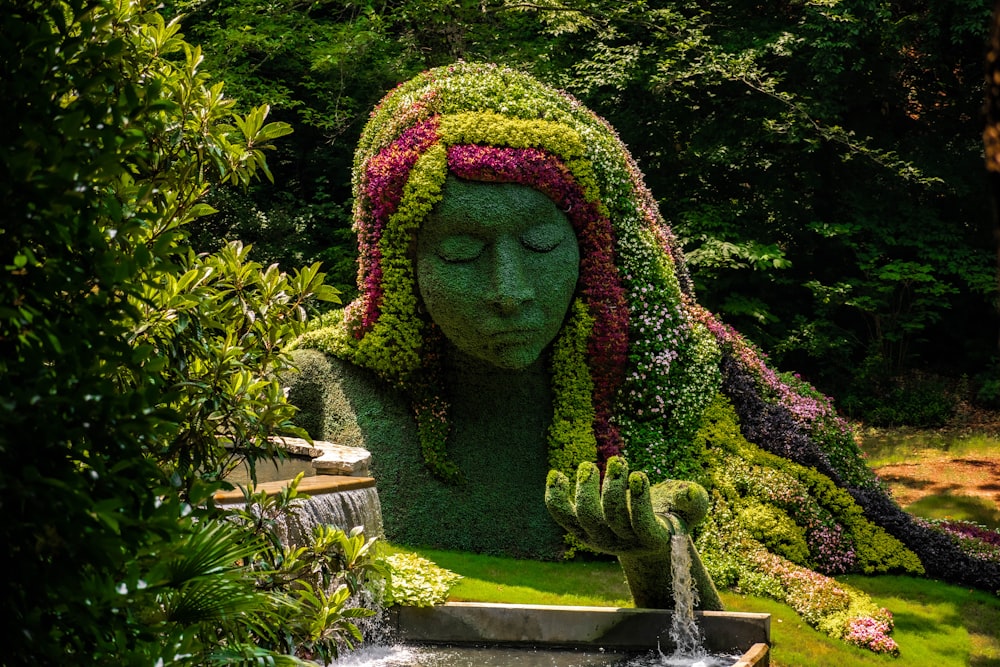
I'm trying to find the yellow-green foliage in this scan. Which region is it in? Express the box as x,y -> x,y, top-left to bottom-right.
438,113 -> 606,211
381,552 -> 463,607
738,500 -> 811,564
849,520 -> 925,575
548,299 -> 598,476
698,393 -> 923,576
693,391 -> 750,459
363,146 -> 449,380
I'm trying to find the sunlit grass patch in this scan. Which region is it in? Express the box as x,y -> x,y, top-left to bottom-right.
860,429 -> 1000,468
382,544 -> 632,607
905,494 -> 1000,530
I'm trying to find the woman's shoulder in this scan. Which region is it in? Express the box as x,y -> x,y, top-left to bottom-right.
285,348 -> 412,445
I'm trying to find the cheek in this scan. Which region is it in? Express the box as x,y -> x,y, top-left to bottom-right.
417,261 -> 480,322
531,248 -> 580,304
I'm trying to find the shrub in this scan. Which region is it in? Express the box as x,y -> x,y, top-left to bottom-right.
851,487 -> 1000,592
220,475 -> 387,662
750,550 -> 899,655
737,502 -> 811,565
843,614 -> 900,656
701,396 -> 922,576
915,519 -> 1000,566
0,1 -> 335,662
381,553 -> 463,607
844,370 -> 957,427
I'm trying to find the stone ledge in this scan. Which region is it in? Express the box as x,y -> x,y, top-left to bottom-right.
264,436 -> 372,476
214,475 -> 376,505
389,602 -> 769,664
310,442 -> 372,476
268,435 -> 326,459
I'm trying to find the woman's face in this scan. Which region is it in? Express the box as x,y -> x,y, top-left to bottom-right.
416,176 -> 580,370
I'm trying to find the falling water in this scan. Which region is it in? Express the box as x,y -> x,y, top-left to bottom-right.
274,486 -> 384,547
667,534 -> 705,659
621,534 -> 738,666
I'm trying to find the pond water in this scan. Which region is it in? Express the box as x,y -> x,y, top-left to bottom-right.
331,644 -> 740,667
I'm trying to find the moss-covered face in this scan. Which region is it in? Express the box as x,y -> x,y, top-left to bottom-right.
416,176 -> 580,370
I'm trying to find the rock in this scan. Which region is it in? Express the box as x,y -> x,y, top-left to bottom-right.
310,441 -> 372,476
267,436 -> 325,459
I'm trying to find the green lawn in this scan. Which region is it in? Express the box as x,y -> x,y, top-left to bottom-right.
859,428 -> 1000,468
904,494 -> 1000,529
387,545 -> 1000,667
857,426 -> 1000,529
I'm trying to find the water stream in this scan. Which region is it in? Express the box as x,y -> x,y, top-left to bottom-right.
665,534 -> 706,661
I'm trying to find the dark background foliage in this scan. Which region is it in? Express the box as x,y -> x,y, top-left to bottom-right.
168,0 -> 1000,423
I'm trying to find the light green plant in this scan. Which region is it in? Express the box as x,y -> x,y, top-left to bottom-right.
381,552 -> 463,607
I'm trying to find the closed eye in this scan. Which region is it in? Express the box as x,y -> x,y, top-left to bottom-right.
435,235 -> 486,262
521,223 -> 570,253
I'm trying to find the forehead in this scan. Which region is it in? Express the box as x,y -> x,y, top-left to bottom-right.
425,176 -> 568,233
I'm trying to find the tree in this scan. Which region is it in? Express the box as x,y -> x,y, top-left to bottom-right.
166,0 -> 999,412
169,0 -> 552,295
0,1 -> 338,662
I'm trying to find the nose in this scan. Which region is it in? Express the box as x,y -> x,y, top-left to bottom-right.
489,239 -> 534,315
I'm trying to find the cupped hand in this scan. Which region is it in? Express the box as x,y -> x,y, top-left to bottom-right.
545,456 -> 683,557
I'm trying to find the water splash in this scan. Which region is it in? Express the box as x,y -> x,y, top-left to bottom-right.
618,535 -> 741,666
274,486 -> 384,547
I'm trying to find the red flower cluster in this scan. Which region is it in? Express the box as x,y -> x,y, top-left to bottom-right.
354,118 -> 441,334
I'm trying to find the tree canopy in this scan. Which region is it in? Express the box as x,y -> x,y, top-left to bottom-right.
1,1 -> 336,661
173,0 -> 1000,419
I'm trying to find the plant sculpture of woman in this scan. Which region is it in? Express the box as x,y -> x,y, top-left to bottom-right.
287,64 -> 999,619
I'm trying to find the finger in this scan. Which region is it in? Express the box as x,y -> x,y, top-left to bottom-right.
575,463 -> 617,547
601,457 -> 636,542
545,469 -> 586,540
628,471 -> 673,551
650,480 -> 709,529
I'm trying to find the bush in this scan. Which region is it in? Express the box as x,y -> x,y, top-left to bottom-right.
844,371 -> 957,427
381,553 -> 463,607
1,2 -> 335,662
737,502 -> 811,565
974,360 -> 1000,409
223,476 -> 387,661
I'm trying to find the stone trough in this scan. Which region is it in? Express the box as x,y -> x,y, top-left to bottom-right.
388,602 -> 770,666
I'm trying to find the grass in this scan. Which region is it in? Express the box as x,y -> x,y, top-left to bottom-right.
385,546 -> 1000,667
382,544 -> 633,607
858,425 -> 1000,529
905,495 -> 1000,528
859,428 -> 1000,468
